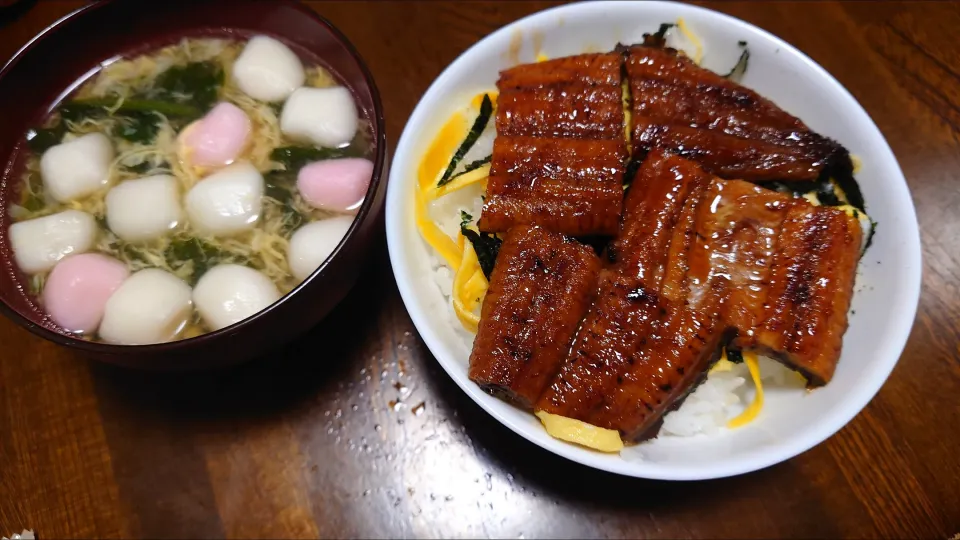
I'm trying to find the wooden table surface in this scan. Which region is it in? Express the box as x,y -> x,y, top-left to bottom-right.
1,1 -> 958,538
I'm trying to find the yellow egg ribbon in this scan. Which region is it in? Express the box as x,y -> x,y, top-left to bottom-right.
415,93 -> 496,331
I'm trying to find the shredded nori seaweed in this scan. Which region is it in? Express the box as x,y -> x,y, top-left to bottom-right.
767,178 -> 843,206
723,47 -> 750,82
152,61 -> 224,112
25,126 -> 66,153
864,219 -> 878,251
726,349 -> 745,364
122,160 -> 164,175
31,61 -> 225,150
264,170 -> 305,235
165,237 -> 243,286
114,111 -> 163,143
450,155 -> 492,180
830,167 -> 866,212
459,211 -> 501,279
270,145 -> 361,171
643,23 -> 675,48
61,97 -> 202,121
438,94 -> 493,187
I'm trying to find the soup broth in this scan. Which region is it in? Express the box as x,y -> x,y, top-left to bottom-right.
7,37 -> 372,344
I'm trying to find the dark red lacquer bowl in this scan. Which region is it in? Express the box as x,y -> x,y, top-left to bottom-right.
0,0 -> 387,369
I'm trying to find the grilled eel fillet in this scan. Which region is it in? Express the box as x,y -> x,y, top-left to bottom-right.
497,83 -> 625,140
536,150 -> 723,439
536,150 -> 861,440
625,45 -> 854,184
743,203 -> 862,385
468,225 -> 602,411
701,179 -> 862,385
478,53 -> 626,236
498,52 -> 623,87
481,44 -> 858,236
496,53 -> 625,140
480,136 -> 626,236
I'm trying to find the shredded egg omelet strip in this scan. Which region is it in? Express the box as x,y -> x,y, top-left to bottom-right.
415,93 -> 496,331
536,411 -> 624,453
416,113 -> 466,270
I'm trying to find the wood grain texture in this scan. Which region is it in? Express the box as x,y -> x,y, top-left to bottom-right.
1,1 -> 958,538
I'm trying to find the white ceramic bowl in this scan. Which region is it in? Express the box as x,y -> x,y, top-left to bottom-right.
385,1 -> 921,480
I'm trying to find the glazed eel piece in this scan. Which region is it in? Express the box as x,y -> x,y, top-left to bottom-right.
479,52 -> 626,236
536,151 -> 862,440
704,179 -> 796,335
625,45 -> 854,184
468,225 -> 602,411
497,52 -> 623,87
741,203 -> 862,385
703,180 -> 862,385
496,82 -> 625,140
495,52 -> 624,140
479,136 -> 625,236
536,150 -> 723,440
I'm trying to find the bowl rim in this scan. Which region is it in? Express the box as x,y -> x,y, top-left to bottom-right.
385,0 -> 923,479
0,0 -> 388,354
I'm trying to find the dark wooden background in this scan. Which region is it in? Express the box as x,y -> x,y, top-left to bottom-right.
1,1 -> 958,538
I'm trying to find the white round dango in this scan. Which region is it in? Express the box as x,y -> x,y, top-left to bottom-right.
281,86 -> 359,148
185,162 -> 264,236
232,35 -> 305,102
105,175 -> 182,242
178,102 -> 252,171
297,158 -> 373,214
40,132 -> 114,203
287,216 -> 353,282
9,209 -> 97,274
192,264 -> 281,331
98,268 -> 193,345
42,253 -> 129,334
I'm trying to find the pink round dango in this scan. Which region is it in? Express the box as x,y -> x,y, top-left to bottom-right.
42,253 -> 130,335
296,158 -> 373,214
179,102 -> 252,169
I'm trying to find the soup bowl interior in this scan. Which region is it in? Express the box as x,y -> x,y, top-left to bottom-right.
0,0 -> 387,369
385,0 -> 921,479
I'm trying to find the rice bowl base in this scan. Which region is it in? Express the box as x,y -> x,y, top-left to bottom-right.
385,0 -> 921,480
